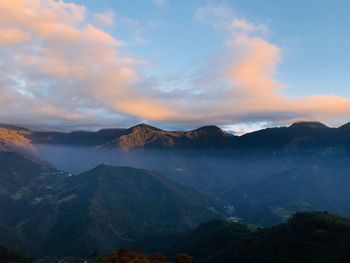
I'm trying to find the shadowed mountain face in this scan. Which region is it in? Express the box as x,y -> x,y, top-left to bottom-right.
0,244 -> 32,263
0,145 -> 222,258
41,165 -> 221,256
0,150 -> 68,258
220,153 -> 350,226
28,128 -> 127,146
237,121 -> 336,151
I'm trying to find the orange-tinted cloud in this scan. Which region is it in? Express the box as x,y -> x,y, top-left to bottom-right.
94,11 -> 115,26
190,5 -> 350,126
224,26 -> 350,124
230,19 -> 268,34
0,0 -> 172,126
227,34 -> 281,99
0,28 -> 30,44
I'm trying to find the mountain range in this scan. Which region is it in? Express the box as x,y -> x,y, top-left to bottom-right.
5,121 -> 350,151
2,121 -> 350,260
25,123 -> 232,149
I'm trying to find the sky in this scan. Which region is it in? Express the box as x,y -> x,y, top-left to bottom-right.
1,0 -> 350,132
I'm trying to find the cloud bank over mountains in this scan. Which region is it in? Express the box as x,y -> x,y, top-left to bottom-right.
0,0 -> 349,130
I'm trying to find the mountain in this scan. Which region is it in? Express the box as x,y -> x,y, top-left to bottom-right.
338,121 -> 350,131
0,148 -> 69,259
3,120 -> 350,151
27,123 -> 233,149
0,151 -> 54,198
101,124 -> 173,149
28,128 -> 127,146
0,127 -> 62,201
220,152 -> 350,226
0,124 -> 29,131
22,121 -> 350,210
0,244 -> 32,263
170,211 -> 350,263
0,224 -> 37,260
3,120 -> 350,260
98,124 -> 233,149
237,121 -> 336,151
0,128 -> 34,154
0,149 -> 222,258
288,121 -> 329,129
5,121 -> 350,227
18,120 -> 350,152
168,219 -> 253,261
36,165 -> 222,256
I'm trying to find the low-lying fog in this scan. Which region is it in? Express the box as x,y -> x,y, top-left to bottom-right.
34,144 -> 294,194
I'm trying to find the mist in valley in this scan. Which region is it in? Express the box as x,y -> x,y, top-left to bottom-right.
34,144 -> 293,192
33,143 -> 350,227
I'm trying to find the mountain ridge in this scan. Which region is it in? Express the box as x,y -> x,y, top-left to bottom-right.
3,120 -> 350,151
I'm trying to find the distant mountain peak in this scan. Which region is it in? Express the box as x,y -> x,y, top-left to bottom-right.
0,123 -> 29,131
112,124 -> 166,149
189,125 -> 227,137
96,128 -> 126,134
289,121 -> 329,129
194,125 -> 222,132
130,123 -> 163,132
338,122 -> 350,130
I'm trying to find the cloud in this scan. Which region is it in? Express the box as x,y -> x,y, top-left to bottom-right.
1,1 -> 350,130
0,0 -> 171,129
187,3 -> 350,127
94,10 -> 115,26
230,18 -> 268,34
0,28 -> 30,44
224,22 -> 350,125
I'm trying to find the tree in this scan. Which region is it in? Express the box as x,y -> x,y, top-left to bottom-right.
175,254 -> 193,263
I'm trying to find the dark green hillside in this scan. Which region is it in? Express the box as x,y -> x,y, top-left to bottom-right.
0,225 -> 38,259
41,165 -> 222,256
0,150 -> 69,257
168,220 -> 254,261
170,212 -> 350,263
221,154 -> 350,226
0,151 -> 54,195
0,245 -> 32,263
0,141 -> 223,258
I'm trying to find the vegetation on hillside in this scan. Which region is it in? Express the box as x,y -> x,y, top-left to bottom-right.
1,204 -> 350,262
102,249 -> 193,263
0,245 -> 32,263
170,211 -> 350,263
